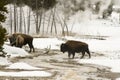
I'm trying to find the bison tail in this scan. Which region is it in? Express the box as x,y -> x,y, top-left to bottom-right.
86,48 -> 91,58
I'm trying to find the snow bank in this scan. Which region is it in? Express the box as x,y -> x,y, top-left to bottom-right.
88,37 -> 120,52
77,59 -> 120,73
0,45 -> 29,66
6,62 -> 42,70
0,71 -> 52,77
0,62 -> 52,77
0,57 -> 11,66
3,45 -> 29,58
116,78 -> 120,80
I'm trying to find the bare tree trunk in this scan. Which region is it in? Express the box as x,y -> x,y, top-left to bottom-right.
10,5 -> 13,34
42,10 -> 45,35
53,18 -> 57,35
22,8 -> 26,33
53,6 -> 57,35
50,7 -> 57,35
35,0 -> 39,34
63,18 -> 69,35
50,8 -> 57,35
50,21 -> 53,34
41,0 -> 45,35
70,20 -> 75,32
27,7 -> 31,34
55,10 -> 65,36
35,13 -> 39,34
62,1 -> 69,36
33,0 -> 39,34
16,9 -> 18,32
47,10 -> 52,34
38,10 -> 42,34
119,13 -> 120,24
13,1 -> 17,33
50,10 -> 54,34
19,7 -> 22,33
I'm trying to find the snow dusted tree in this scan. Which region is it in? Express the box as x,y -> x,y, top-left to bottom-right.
25,0 -> 57,34
8,0 -> 56,35
0,25 -> 7,50
0,0 -> 8,55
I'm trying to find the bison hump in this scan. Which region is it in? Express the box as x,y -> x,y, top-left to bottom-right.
66,40 -> 87,46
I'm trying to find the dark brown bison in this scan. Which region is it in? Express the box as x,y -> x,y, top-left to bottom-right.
9,33 -> 35,52
60,40 -> 91,59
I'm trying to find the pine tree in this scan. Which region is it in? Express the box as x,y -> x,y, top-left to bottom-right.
0,0 -> 8,56
0,25 -> 7,56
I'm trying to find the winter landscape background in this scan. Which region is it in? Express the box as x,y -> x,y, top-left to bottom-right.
1,0 -> 120,80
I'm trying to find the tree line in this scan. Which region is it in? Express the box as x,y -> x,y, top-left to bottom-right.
5,0 -> 70,36
5,0 -> 115,36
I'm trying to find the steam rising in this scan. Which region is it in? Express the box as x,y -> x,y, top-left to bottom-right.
59,0 -> 120,21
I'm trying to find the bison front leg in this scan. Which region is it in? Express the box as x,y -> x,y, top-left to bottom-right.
68,52 -> 72,59
28,42 -> 35,52
81,51 -> 85,59
28,43 -> 34,52
68,52 -> 75,59
72,52 -> 75,59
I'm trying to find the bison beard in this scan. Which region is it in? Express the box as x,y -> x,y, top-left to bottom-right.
60,40 -> 91,59
9,33 -> 35,52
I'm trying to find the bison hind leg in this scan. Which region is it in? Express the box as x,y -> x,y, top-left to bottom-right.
86,50 -> 91,58
32,45 -> 35,52
28,43 -> 35,52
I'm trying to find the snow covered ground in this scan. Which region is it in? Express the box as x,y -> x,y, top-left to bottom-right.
1,18 -> 120,79
116,78 -> 120,80
33,38 -> 64,50
1,35 -> 120,78
0,62 -> 52,77
0,58 -> 52,77
0,71 -> 51,77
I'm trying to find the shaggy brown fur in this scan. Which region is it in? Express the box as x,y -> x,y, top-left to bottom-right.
60,40 -> 91,59
16,35 -> 24,48
9,33 -> 35,52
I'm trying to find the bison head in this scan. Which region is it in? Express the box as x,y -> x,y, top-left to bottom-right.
8,35 -> 16,46
60,43 -> 68,53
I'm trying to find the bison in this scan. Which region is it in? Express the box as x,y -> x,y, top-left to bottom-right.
60,40 -> 91,59
9,33 -> 35,52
